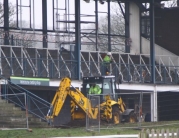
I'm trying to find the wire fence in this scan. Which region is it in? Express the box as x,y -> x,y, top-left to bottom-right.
85,91 -> 179,131
86,95 -> 100,133
0,75 -> 50,129
0,93 -> 29,129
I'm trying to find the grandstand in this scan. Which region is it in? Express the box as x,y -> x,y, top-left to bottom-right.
1,0 -> 179,128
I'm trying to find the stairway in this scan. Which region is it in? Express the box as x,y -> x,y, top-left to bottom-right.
0,98 -> 49,128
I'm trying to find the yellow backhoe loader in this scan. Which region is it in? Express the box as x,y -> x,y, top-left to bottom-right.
46,75 -> 137,125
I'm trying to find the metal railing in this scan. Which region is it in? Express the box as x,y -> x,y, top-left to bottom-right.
0,45 -> 178,84
1,75 -> 50,122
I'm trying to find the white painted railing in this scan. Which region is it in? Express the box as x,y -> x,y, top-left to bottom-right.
142,37 -> 179,68
0,45 -> 178,83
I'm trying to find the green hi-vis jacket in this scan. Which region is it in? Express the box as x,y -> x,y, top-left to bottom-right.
89,85 -> 101,94
103,55 -> 111,64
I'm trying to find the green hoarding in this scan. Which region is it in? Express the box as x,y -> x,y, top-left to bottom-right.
10,76 -> 49,86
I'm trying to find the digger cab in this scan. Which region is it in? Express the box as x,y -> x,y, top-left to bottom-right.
82,75 -> 117,101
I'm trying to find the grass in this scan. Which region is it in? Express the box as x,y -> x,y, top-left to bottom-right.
0,127 -> 140,138
1,121 -> 179,138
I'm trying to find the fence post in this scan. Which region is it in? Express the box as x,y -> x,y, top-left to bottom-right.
146,129 -> 150,138
151,129 -> 155,138
171,129 -> 174,138
156,129 -> 160,138
161,129 -> 165,138
166,129 -> 169,138
139,131 -> 149,138
138,132 -> 141,138
177,128 -> 179,138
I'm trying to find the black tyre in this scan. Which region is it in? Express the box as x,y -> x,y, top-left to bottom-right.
127,111 -> 138,123
111,106 -> 122,124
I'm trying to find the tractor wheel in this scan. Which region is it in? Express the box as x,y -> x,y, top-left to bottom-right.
127,111 -> 138,123
111,106 -> 122,124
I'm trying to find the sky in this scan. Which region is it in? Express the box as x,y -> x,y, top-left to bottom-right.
0,0 -> 117,49
3,0 -> 175,30
0,0 -> 173,50
5,0 -> 117,30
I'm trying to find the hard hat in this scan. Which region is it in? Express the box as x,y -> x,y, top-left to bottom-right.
107,52 -> 112,56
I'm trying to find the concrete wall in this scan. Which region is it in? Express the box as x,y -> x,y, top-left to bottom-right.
129,2 -> 140,55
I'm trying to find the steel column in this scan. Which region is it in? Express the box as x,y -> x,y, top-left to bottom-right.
42,0 -> 48,48
139,4 -> 142,54
107,0 -> 111,52
151,85 -> 158,122
75,0 -> 81,80
4,0 -> 9,45
95,0 -> 98,51
29,0 -> 32,28
16,0 -> 18,28
125,2 -> 130,53
150,0 -> 155,83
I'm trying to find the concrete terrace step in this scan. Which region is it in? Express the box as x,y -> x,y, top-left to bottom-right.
0,98 -> 48,128
0,116 -> 46,122
0,117 -> 27,122
0,118 -> 48,128
0,116 -> 38,120
0,110 -> 26,114
0,99 -> 11,103
0,106 -> 22,111
0,113 -> 33,117
0,123 -> 49,128
0,100 -> 6,103
0,103 -> 18,106
0,120 -> 47,125
28,117 -> 43,122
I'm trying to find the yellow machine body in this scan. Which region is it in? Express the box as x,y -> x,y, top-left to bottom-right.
46,76 -> 137,125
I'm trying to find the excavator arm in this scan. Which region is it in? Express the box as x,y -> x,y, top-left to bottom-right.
46,77 -> 98,122
46,77 -> 70,119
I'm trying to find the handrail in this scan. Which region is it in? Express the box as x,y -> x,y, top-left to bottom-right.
47,50 -> 60,78
11,48 -> 23,71
22,48 -> 36,76
58,51 -> 71,78
110,54 -> 124,81
119,54 -> 132,82
80,52 -> 90,75
140,54 -> 151,75
128,55 -> 140,80
0,45 -> 178,83
1,50 -> 14,75
1,75 -> 50,121
158,56 -> 172,82
36,50 -> 49,77
155,65 -> 163,81
89,52 -> 101,75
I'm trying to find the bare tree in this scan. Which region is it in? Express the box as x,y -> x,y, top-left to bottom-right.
82,5 -> 125,52
84,4 -> 125,52
97,8 -> 125,52
0,2 -> 16,27
0,19 -> 37,48
0,2 -> 37,47
85,1 -> 178,52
